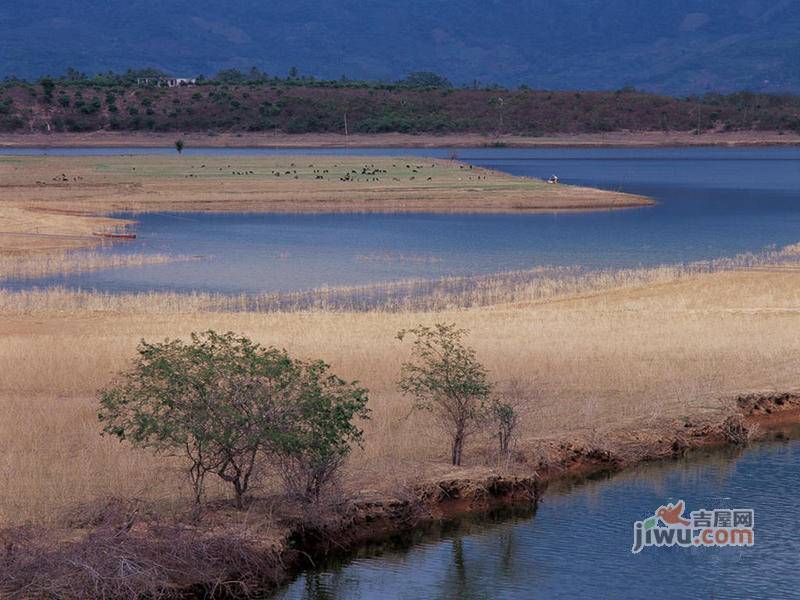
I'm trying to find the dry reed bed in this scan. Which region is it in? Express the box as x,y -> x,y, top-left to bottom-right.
0,243 -> 796,313
0,250 -> 194,281
1,255 -> 799,525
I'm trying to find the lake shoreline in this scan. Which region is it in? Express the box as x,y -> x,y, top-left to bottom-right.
2,130 -> 800,149
6,389 -> 796,597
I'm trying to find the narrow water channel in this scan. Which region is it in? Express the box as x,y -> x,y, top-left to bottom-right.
274,438 -> 800,599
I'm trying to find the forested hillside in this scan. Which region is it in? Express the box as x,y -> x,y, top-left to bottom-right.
1,78 -> 798,135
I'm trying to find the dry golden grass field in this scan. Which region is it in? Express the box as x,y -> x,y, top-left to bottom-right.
0,264 -> 799,525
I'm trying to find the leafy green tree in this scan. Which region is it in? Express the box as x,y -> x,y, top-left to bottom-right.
397,323 -> 492,466
84,97 -> 102,114
276,359 -> 369,502
248,66 -> 269,83
214,68 -> 247,84
99,332 -> 300,507
99,331 -> 369,508
40,77 -> 55,103
63,67 -> 87,83
397,71 -> 452,89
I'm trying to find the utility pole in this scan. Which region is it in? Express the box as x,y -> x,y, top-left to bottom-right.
695,100 -> 702,135
498,97 -> 505,133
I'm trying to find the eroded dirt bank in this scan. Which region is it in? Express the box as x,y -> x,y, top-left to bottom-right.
3,390 -> 798,598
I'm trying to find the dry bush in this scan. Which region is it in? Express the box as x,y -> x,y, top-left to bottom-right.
277,453 -> 347,506
0,519 -> 281,599
490,377 -> 536,456
718,414 -> 759,445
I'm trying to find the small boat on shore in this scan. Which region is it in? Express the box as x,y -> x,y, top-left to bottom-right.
93,232 -> 137,239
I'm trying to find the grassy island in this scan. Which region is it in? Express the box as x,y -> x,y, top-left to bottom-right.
0,154 -> 650,257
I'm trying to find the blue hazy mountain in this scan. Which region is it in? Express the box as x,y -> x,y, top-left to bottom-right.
2,0 -> 799,93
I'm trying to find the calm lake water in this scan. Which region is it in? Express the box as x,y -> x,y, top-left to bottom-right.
2,147 -> 800,293
274,439 -> 800,600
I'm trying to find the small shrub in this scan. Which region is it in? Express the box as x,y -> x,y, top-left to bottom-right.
79,97 -> 101,114
492,401 -> 517,453
490,379 -> 528,454
41,77 -> 55,103
719,414 -> 757,445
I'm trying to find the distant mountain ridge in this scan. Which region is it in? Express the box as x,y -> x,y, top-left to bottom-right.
2,0 -> 800,94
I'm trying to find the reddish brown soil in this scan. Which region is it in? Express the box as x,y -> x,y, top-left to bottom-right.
2,130 -> 800,149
